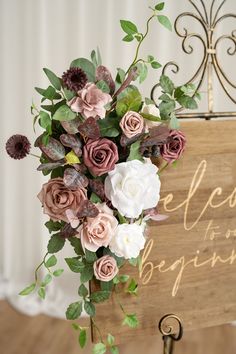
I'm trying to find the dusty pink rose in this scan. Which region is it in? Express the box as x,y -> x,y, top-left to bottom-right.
68,83 -> 112,119
37,177 -> 87,222
83,138 -> 119,176
93,255 -> 118,282
119,111 -> 145,138
79,203 -> 118,252
160,130 -> 186,163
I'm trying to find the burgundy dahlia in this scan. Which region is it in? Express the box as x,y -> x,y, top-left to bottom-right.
6,134 -> 31,160
62,67 -> 88,92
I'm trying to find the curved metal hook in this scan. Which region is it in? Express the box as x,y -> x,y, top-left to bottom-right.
158,314 -> 183,341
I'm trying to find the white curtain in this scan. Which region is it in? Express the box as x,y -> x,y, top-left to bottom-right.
1,0 -> 236,318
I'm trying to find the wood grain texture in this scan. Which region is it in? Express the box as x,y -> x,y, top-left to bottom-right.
1,301 -> 236,354
91,120 -> 236,344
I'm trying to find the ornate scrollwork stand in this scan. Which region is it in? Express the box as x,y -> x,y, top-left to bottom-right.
151,0 -> 236,119
158,314 -> 183,354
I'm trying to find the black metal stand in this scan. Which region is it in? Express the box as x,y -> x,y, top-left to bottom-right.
159,314 -> 183,354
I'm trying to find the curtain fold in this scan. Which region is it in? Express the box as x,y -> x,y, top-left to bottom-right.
1,0 -> 235,318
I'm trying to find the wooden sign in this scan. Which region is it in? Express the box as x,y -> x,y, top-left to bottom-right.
91,120 -> 236,343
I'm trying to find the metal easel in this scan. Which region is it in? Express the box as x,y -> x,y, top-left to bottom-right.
158,314 -> 183,354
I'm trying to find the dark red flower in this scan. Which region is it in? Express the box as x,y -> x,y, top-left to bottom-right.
6,134 -> 31,160
62,67 -> 88,92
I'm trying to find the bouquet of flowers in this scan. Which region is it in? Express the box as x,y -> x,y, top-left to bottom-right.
6,2 -> 198,353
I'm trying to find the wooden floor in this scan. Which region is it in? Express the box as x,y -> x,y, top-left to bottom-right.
0,300 -> 236,354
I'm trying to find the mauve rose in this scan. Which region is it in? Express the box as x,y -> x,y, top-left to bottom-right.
160,130 -> 186,163
68,83 -> 112,119
83,138 -> 119,176
37,177 -> 87,222
93,255 -> 118,282
119,111 -> 145,138
79,203 -> 118,252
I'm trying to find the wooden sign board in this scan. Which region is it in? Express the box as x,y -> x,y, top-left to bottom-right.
91,120 -> 236,343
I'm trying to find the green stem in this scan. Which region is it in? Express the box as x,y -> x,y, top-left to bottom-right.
34,252 -> 49,283
29,153 -> 41,159
125,14 -> 155,74
114,285 -> 126,315
91,318 -> 104,343
158,162 -> 169,175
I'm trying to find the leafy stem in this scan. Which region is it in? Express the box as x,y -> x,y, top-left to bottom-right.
91,317 -> 104,343
34,252 -> 49,283
126,14 -> 155,74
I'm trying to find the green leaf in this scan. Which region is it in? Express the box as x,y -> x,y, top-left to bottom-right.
96,80 -> 110,93
39,111 -> 52,134
116,87 -> 142,117
53,269 -> 64,277
116,68 -> 126,84
43,68 -> 61,90
177,95 -> 198,109
117,212 -> 127,225
63,88 -> 75,100
70,58 -> 96,82
66,301 -> 83,320
43,86 -> 61,100
141,113 -> 161,122
91,49 -> 98,67
45,255 -> 57,268
159,100 -> 176,120
93,342 -> 107,354
45,220 -> 62,234
160,75 -> 175,95
126,278 -> 138,295
129,257 -> 139,267
120,20 -> 138,35
155,2 -> 165,11
85,250 -> 98,263
159,93 -> 172,101
84,301 -> 96,317
53,105 -> 76,122
107,333 -> 115,346
110,347 -> 119,354
147,55 -> 154,63
65,257 -> 85,273
47,233 -> 65,254
78,284 -> 88,298
100,280 -> 113,291
72,323 -> 79,331
151,61 -> 162,69
19,283 -> 36,296
79,329 -> 87,349
157,15 -> 172,31
127,141 -> 143,162
41,274 -> 52,287
119,275 -> 130,283
38,287 -> 46,300
123,34 -> 134,42
90,290 -> 111,303
145,97 -> 155,105
80,264 -> 94,283
68,237 -> 84,256
169,115 -> 180,129
139,63 -> 148,84
90,192 -> 102,204
122,314 -> 139,328
97,47 -> 102,66
98,116 -> 120,137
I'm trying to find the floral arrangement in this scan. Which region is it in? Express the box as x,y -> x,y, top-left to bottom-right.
6,2 -> 199,353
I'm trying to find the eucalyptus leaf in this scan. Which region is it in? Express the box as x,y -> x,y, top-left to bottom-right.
127,141 -> 143,161
53,105 -> 76,122
116,86 -> 142,116
70,58 -> 96,82
43,68 -> 61,90
98,116 -> 120,137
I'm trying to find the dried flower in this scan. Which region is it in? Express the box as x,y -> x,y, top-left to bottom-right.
62,67 -> 88,92
6,134 -> 31,160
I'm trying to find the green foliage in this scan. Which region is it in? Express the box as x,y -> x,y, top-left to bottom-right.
78,284 -> 88,298
107,334 -> 115,346
39,111 -> 52,135
65,257 -> 85,273
157,15 -> 172,31
45,220 -> 62,234
47,233 -> 65,254
128,256 -> 140,267
98,116 -> 120,137
138,63 -> 148,84
84,300 -> 96,317
100,280 -> 113,291
70,58 -> 96,82
123,34 -> 134,42
79,329 -> 87,348
116,68 -> 126,84
93,342 -> 107,354
155,2 -> 165,11
68,237 -> 84,256
151,61 -> 162,69
90,192 -> 102,204
19,283 -> 36,296
41,273 -> 52,287
96,80 -> 110,93
177,95 -> 198,109
91,47 -> 102,67
53,105 -> 76,122
110,347 -> 119,354
90,290 -> 111,303
120,20 -> 138,35
53,269 -> 64,277
119,275 -> 130,283
43,68 -> 61,90
127,141 -> 143,162
141,112 -> 161,122
126,278 -> 138,295
122,313 -> 139,328
80,264 -> 94,283
159,100 -> 176,120
169,115 -> 180,129
116,86 -> 142,117
66,301 -> 83,320
38,287 -> 46,300
85,250 -> 98,263
117,212 -> 127,225
160,75 -> 175,95
63,87 -> 75,100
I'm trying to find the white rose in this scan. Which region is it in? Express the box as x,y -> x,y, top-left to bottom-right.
109,223 -> 146,259
141,103 -> 161,130
104,159 -> 161,218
